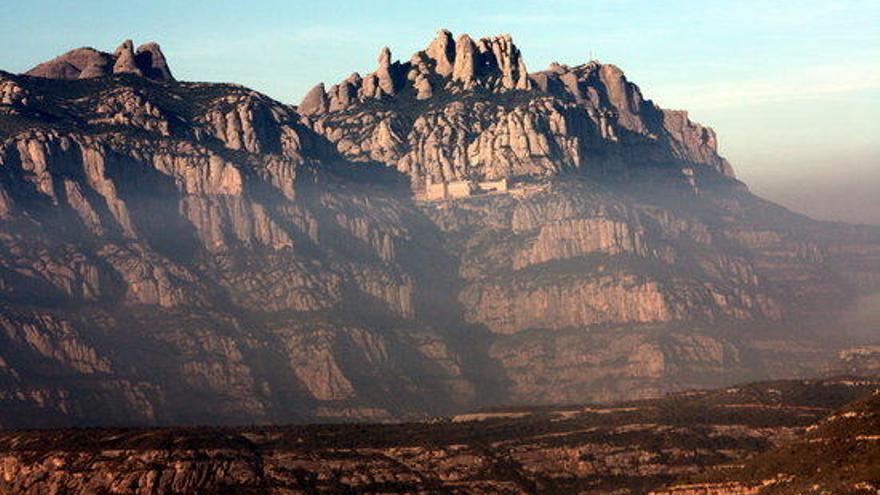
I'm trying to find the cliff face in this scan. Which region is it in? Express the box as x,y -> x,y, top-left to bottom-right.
0,69 -> 475,425
0,33 -> 879,426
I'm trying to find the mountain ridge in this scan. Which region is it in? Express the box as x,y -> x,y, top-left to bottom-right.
296,29 -> 733,186
24,39 -> 174,81
16,31 -> 732,185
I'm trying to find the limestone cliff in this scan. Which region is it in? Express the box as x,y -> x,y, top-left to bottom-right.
0,33 -> 878,426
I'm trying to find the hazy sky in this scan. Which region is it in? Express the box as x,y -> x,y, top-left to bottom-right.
2,0 -> 878,224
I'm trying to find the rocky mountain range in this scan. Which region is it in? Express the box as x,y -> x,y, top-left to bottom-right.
298,29 -> 733,184
0,32 -> 878,427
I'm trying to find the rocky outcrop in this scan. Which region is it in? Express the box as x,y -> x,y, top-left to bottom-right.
0,76 -> 29,107
23,47 -> 113,80
25,39 -> 174,81
301,30 -> 731,185
134,42 -> 174,80
533,61 -> 732,174
299,30 -> 531,118
462,273 -> 676,334
112,40 -> 141,76
425,30 -> 456,76
199,91 -> 306,156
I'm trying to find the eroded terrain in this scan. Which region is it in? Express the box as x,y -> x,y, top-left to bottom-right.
2,377 -> 878,494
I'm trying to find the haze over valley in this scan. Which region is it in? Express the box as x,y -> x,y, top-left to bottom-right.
0,2 -> 878,494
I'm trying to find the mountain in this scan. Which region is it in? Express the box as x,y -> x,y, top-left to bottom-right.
23,39 -> 173,81
1,376 -> 877,494
0,33 -> 878,427
298,29 -> 733,183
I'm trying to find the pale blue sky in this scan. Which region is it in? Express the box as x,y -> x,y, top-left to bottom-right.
2,0 -> 879,223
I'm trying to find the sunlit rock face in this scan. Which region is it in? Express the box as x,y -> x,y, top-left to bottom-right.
300,30 -> 732,186
0,32 -> 878,426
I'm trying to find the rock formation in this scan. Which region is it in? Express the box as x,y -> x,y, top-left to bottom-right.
134,42 -> 174,80
300,30 -> 730,185
0,32 -> 878,426
299,30 -> 532,119
112,40 -> 141,76
25,39 -> 174,81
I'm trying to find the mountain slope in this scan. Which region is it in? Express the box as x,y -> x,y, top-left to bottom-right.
0,34 -> 878,426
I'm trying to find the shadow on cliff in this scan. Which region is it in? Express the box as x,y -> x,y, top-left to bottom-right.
390,199 -> 515,411
286,173 -> 514,415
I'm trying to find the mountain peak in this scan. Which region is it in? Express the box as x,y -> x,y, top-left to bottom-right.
425,29 -> 455,77
24,39 -> 174,81
112,39 -> 141,76
297,29 -> 733,183
299,29 -> 531,114
134,42 -> 174,80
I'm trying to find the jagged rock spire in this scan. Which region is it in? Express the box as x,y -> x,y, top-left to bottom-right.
451,34 -> 477,87
24,39 -> 174,81
299,82 -> 328,115
112,40 -> 143,76
135,42 -> 174,80
426,29 -> 456,77
375,47 -> 397,96
483,33 -> 530,91
300,29 -> 532,115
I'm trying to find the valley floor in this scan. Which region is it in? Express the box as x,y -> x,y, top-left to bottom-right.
1,376 -> 878,495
